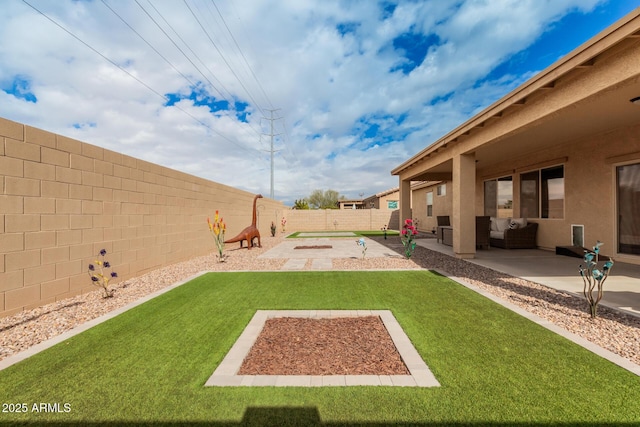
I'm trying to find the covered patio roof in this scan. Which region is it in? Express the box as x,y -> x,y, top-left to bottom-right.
392,9 -> 640,182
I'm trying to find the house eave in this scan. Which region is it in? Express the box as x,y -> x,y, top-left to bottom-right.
391,7 -> 640,177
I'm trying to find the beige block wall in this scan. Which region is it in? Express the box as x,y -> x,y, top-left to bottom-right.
476,122 -> 640,263
282,209 -> 399,232
0,117 -> 284,318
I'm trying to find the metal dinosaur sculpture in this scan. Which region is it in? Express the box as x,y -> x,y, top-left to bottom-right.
224,194 -> 263,249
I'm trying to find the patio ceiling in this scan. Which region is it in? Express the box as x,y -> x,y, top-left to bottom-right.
402,68 -> 640,182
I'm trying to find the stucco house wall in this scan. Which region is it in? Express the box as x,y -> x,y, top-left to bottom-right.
363,188 -> 401,210
411,182 -> 452,233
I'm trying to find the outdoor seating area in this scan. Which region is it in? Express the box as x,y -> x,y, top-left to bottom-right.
436,216 -> 491,250
489,218 -> 538,249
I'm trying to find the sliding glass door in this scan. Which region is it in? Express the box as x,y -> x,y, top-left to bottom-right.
617,163 -> 640,255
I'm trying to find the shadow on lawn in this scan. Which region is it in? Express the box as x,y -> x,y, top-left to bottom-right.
370,237 -> 640,330
2,406 -> 636,426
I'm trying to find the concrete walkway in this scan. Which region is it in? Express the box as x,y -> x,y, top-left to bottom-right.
258,237 -> 403,270
415,238 -> 640,318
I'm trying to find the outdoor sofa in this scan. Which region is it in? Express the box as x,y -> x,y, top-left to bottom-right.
489,217 -> 538,249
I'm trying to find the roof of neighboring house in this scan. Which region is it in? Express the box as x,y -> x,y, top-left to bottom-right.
370,187 -> 400,198
391,7 -> 640,177
364,181 -> 442,200
410,181 -> 443,190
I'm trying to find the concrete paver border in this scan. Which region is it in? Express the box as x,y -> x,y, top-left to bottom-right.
205,310 -> 441,387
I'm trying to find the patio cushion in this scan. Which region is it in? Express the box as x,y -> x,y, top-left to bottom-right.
490,231 -> 504,239
494,218 -> 511,232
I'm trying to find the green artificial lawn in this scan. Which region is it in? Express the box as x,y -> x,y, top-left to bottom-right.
1,271 -> 639,426
287,230 -> 400,238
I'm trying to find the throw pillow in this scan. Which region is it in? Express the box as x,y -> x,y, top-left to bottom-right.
512,218 -> 527,228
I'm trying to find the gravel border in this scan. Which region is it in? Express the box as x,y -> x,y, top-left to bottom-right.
1,234 -> 639,369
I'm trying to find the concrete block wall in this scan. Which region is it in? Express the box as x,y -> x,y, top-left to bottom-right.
282,209 -> 399,233
0,117 -> 283,318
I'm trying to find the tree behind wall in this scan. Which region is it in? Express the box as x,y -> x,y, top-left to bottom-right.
293,199 -> 310,209
308,189 -> 342,209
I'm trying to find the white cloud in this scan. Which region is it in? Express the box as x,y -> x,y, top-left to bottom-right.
0,0 -> 619,204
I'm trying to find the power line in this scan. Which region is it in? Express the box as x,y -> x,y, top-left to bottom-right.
135,0 -> 228,101
100,0 -> 198,89
21,0 -> 262,160
210,0 -> 275,110
120,0 -> 263,140
183,0 -> 266,117
180,0 -> 265,138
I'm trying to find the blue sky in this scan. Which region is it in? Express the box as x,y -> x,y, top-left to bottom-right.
1,0 -> 638,205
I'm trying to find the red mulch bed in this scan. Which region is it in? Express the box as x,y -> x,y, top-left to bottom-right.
238,316 -> 409,375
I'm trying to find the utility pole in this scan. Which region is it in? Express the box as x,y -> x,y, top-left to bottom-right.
261,109 -> 283,199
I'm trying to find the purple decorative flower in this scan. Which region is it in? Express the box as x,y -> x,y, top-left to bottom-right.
88,249 -> 117,298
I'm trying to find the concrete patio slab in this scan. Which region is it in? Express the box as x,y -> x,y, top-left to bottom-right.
415,238 -> 640,318
282,258 -> 307,270
258,237 -> 404,260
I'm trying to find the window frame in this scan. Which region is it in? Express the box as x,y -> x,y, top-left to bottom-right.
519,164 -> 565,219
484,175 -> 513,218
426,191 -> 433,217
616,161 -> 640,255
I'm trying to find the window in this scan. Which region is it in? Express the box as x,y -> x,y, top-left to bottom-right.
520,171 -> 539,218
542,166 -> 564,218
437,184 -> 446,196
426,192 -> 433,217
387,200 -> 398,209
519,165 -> 564,219
617,163 -> 640,255
484,176 -> 512,218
